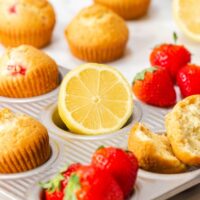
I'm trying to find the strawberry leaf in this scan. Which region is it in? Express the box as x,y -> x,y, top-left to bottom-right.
38,181 -> 52,189
39,173 -> 65,193
64,174 -> 81,200
133,67 -> 157,84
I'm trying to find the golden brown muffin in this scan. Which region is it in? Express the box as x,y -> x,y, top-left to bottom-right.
65,4 -> 129,62
0,108 -> 51,173
128,123 -> 187,173
0,0 -> 55,48
94,0 -> 151,20
0,45 -> 59,98
165,95 -> 200,166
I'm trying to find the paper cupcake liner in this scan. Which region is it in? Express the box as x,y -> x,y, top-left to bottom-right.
95,0 -> 151,20
0,27 -> 54,48
0,134 -> 50,173
0,66 -> 58,98
67,40 -> 127,62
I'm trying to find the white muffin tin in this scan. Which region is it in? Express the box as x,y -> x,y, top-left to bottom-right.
0,67 -> 199,200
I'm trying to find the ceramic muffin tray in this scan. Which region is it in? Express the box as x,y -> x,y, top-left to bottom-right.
0,67 -> 199,200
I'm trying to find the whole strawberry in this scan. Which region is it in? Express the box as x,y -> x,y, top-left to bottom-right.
150,39 -> 191,81
40,163 -> 81,200
91,147 -> 138,198
65,165 -> 124,200
177,64 -> 200,97
132,67 -> 176,107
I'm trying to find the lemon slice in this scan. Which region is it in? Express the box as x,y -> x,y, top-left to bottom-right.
173,0 -> 200,42
58,63 -> 133,135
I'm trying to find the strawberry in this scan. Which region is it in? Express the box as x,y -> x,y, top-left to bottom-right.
150,39 -> 191,82
9,5 -> 16,14
7,64 -> 26,76
177,64 -> 200,97
65,165 -> 124,200
91,147 -> 138,198
40,163 -> 81,200
132,67 -> 176,107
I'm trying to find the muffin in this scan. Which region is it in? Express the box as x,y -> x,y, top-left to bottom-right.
0,0 -> 55,48
0,108 -> 51,173
65,4 -> 129,62
94,0 -> 151,20
165,95 -> 200,166
0,45 -> 59,98
128,123 -> 186,173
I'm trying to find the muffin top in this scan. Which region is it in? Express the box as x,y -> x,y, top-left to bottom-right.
0,0 -> 55,30
66,4 -> 128,47
0,108 -> 49,153
0,45 -> 58,78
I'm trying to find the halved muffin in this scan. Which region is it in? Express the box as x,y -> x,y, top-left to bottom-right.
128,123 -> 186,173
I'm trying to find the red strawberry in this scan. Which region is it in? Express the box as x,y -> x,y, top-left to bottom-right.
65,165 -> 124,200
9,5 -> 16,14
40,163 -> 81,200
7,64 -> 26,76
177,64 -> 200,97
150,42 -> 191,82
91,147 -> 138,198
132,67 -> 176,107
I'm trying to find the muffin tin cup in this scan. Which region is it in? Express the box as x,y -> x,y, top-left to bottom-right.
39,101 -> 143,141
0,138 -> 60,180
0,66 -> 68,103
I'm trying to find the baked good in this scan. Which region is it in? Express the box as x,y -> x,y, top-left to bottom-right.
65,4 -> 129,62
0,0 -> 55,48
128,123 -> 186,173
0,45 -> 59,98
94,0 -> 151,20
165,95 -> 200,166
0,108 -> 51,173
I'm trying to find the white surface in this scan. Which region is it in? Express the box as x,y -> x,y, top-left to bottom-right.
0,0 -> 200,199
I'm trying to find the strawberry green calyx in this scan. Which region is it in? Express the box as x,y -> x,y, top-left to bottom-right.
97,145 -> 105,150
60,164 -> 69,173
39,173 -> 65,193
173,32 -> 178,44
64,174 -> 81,200
133,67 -> 157,84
